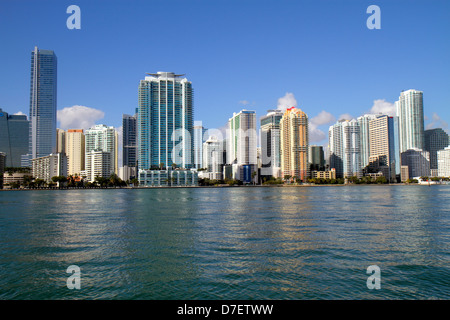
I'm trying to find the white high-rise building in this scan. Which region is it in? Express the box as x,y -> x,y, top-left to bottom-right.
260,110 -> 283,178
85,150 -> 112,182
85,124 -> 118,175
31,153 -> 67,183
357,114 -> 377,170
202,135 -> 223,180
66,129 -> 85,176
396,89 -> 424,153
437,146 -> 450,177
194,121 -> 207,169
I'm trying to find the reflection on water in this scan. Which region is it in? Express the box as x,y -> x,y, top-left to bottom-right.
0,186 -> 449,299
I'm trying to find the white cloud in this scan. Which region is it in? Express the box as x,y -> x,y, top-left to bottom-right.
338,113 -> 353,121
57,105 -> 105,130
277,92 -> 297,111
239,100 -> 250,106
14,111 -> 25,116
369,99 -> 396,116
425,112 -> 448,131
309,110 -> 336,143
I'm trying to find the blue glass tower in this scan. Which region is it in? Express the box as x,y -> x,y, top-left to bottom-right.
0,108 -> 30,167
27,47 -> 57,164
138,72 -> 193,170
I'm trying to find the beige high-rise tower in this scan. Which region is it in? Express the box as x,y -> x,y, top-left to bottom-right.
66,129 -> 85,176
280,107 -> 309,182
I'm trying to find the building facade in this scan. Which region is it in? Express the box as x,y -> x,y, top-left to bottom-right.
26,47 -> 57,165
138,72 -> 193,171
260,110 -> 283,178
280,107 -> 309,182
66,129 -> 85,176
193,121 -> 207,169
85,150 -> 112,182
202,135 -> 224,180
56,129 -> 66,154
396,89 -> 424,153
123,113 -> 137,168
309,145 -> 325,172
424,128 -> 449,170
0,108 -> 30,167
85,124 -> 118,175
138,169 -> 198,187
31,153 -> 67,183
400,148 -> 430,180
437,146 -> 450,177
357,114 -> 377,170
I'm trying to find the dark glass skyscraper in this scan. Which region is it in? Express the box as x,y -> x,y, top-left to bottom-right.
27,46 -> 57,164
424,128 -> 450,170
0,108 -> 30,167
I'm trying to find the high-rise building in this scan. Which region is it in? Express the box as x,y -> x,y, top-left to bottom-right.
280,107 -> 309,182
437,146 -> 450,177
260,110 -> 283,178
401,148 -> 430,180
202,135 -> 223,180
0,152 -> 5,188
66,129 -> 85,176
357,114 -> 377,170
0,108 -> 30,167
138,72 -> 193,170
368,115 -> 400,182
424,128 -> 450,170
56,129 -> 66,154
85,150 -> 112,182
26,47 -> 57,165
309,145 -> 325,172
329,120 -> 362,178
396,89 -> 424,153
85,124 -> 118,175
122,113 -> 137,168
194,121 -> 207,169
227,110 -> 257,182
32,153 -> 67,183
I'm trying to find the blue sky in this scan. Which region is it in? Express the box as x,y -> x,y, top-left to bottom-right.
0,0 -> 449,147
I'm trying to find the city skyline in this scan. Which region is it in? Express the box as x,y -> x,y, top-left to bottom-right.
0,0 -> 449,152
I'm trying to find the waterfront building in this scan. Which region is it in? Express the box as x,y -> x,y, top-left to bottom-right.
227,110 -> 257,183
437,146 -> 450,177
260,110 -> 283,179
123,113 -> 137,168
138,72 -> 193,171
396,89 -> 424,153
280,107 -> 309,181
56,129 -> 66,154
31,153 -> 67,183
0,152 -> 5,188
368,115 -> 400,182
357,114 -> 377,170
85,150 -> 112,182
85,124 -> 118,174
424,128 -> 450,170
309,145 -> 325,172
311,169 -> 336,180
400,148 -> 430,180
202,135 -> 224,180
138,169 -> 198,187
66,129 -> 85,176
329,120 -> 362,178
24,47 -> 57,166
194,121 -> 208,169
0,108 -> 30,167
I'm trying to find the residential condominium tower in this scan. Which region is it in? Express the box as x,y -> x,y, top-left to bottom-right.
260,110 -> 283,178
357,114 -> 377,170
396,89 -> 424,153
138,72 -> 193,170
280,107 -> 309,182
85,124 -> 118,175
122,113 -> 137,167
193,121 -> 207,169
26,47 -> 57,164
66,129 -> 85,176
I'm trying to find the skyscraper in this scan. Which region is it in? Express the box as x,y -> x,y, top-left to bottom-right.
280,107 -> 309,182
401,148 -> 430,179
0,108 -> 30,167
309,145 -> 325,171
424,128 -> 450,170
396,89 -> 424,153
122,113 -> 137,167
27,47 -> 57,164
85,124 -> 118,175
437,147 -> 450,177
56,129 -> 66,154
138,72 -> 193,170
357,114 -> 377,170
260,110 -> 283,178
66,129 -> 85,176
194,121 -> 207,169
202,135 -> 223,180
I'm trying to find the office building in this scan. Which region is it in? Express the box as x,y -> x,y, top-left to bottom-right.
227,110 -> 257,182
194,121 -> 208,169
280,107 -> 309,182
32,153 -> 67,183
424,128 -> 449,170
357,114 -> 377,170
25,47 -> 57,165
396,89 -> 424,153
260,110 -> 283,178
85,124 -> 118,174
401,148 -> 430,180
368,115 -> 400,182
66,129 -> 85,176
138,72 -> 193,171
0,108 -> 30,167
437,147 -> 450,177
85,150 -> 113,182
123,113 -> 137,168
309,145 -> 325,172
